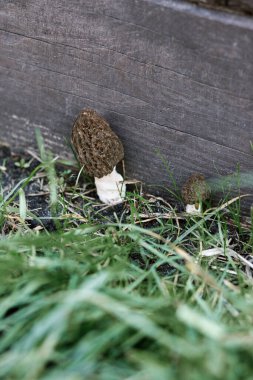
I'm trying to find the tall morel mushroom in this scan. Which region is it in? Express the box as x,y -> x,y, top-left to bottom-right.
72,109 -> 126,205
181,173 -> 210,214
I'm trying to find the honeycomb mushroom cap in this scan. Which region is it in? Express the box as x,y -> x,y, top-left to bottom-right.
181,173 -> 210,204
72,109 -> 124,178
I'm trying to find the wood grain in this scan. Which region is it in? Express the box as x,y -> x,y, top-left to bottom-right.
0,0 -> 253,212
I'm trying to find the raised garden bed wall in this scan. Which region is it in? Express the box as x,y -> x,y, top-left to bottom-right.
0,0 -> 253,212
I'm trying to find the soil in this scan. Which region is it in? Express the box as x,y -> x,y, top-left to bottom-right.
186,0 -> 253,16
1,147 -> 57,231
0,145 -> 182,275
0,144 -> 251,277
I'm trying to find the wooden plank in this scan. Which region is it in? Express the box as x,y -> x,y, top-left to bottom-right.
0,0 -> 253,211
0,28 -> 253,154
1,71 -> 252,210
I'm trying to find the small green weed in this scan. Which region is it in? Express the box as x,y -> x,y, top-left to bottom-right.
0,136 -> 252,380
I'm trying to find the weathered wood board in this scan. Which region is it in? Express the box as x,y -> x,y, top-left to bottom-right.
0,0 -> 253,211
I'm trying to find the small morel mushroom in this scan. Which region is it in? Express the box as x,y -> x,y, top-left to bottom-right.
181,173 -> 210,214
72,109 -> 126,205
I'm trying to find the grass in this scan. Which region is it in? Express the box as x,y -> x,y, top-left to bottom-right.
0,137 -> 253,380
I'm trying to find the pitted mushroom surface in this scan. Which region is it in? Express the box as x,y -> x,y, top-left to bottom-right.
181,173 -> 210,214
72,109 -> 124,178
72,109 -> 126,205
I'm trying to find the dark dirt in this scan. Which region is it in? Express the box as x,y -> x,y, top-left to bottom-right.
0,144 -> 252,277
0,147 -> 172,230
186,0 -> 253,16
0,149 -> 56,231
0,145 -> 182,276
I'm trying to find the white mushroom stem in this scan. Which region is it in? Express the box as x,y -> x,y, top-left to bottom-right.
95,167 -> 126,205
185,203 -> 201,214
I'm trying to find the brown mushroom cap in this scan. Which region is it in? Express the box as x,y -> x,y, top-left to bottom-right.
181,173 -> 210,204
71,109 -> 124,178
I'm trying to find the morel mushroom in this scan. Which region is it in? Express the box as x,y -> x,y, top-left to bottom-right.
72,109 -> 126,205
181,173 -> 210,214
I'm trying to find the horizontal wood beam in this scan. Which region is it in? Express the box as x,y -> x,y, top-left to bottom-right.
0,0 -> 252,212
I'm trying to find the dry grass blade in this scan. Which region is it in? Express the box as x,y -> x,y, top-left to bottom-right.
205,194 -> 252,213
202,247 -> 253,271
1,139 -> 253,380
128,226 -> 222,291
